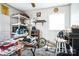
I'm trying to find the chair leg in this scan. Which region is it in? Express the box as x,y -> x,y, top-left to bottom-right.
31,48 -> 36,56
17,49 -> 22,56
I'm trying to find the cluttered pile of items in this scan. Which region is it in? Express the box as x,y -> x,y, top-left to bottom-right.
55,25 -> 79,56
0,12 -> 40,55
0,24 -> 38,56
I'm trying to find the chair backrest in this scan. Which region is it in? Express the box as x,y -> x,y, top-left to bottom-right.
57,30 -> 64,38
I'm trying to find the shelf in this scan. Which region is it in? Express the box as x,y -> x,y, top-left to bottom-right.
12,23 -> 27,26
31,34 -> 39,36
33,20 -> 46,23
12,14 -> 29,20
33,20 -> 46,25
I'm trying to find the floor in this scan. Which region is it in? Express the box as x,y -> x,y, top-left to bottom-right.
12,47 -> 56,56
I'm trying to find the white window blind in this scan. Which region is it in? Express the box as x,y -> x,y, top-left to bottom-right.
49,13 -> 65,30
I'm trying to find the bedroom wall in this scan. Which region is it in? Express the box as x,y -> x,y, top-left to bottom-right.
26,4 -> 71,43
0,3 -> 21,40
71,3 -> 79,26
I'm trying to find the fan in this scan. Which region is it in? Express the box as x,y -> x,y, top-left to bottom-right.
31,3 -> 36,8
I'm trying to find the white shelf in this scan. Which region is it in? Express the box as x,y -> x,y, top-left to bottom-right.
12,23 -> 27,26
12,14 -> 29,20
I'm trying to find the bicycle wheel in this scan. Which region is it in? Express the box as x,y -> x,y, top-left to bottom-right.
38,38 -> 46,48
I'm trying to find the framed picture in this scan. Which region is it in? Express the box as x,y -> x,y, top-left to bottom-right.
36,12 -> 41,17
1,4 -> 9,15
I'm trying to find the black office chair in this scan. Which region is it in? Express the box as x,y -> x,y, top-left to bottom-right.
57,30 -> 64,38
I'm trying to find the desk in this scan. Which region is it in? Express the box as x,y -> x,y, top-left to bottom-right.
65,32 -> 79,55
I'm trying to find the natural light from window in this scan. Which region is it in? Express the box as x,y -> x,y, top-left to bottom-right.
49,13 -> 65,30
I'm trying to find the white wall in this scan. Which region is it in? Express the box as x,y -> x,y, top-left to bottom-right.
0,4 -> 21,15
0,4 -> 21,40
9,5 -> 22,24
26,5 -> 71,43
0,4 -> 21,24
71,3 -> 79,26
0,14 -> 10,40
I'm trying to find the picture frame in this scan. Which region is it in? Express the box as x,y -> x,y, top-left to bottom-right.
36,12 -> 41,17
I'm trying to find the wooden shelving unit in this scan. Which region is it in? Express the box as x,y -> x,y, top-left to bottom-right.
11,13 -> 30,37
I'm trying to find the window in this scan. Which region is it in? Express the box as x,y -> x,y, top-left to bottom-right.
49,13 -> 65,30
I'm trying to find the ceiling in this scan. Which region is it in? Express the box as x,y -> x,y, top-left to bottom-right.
8,3 -> 69,11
